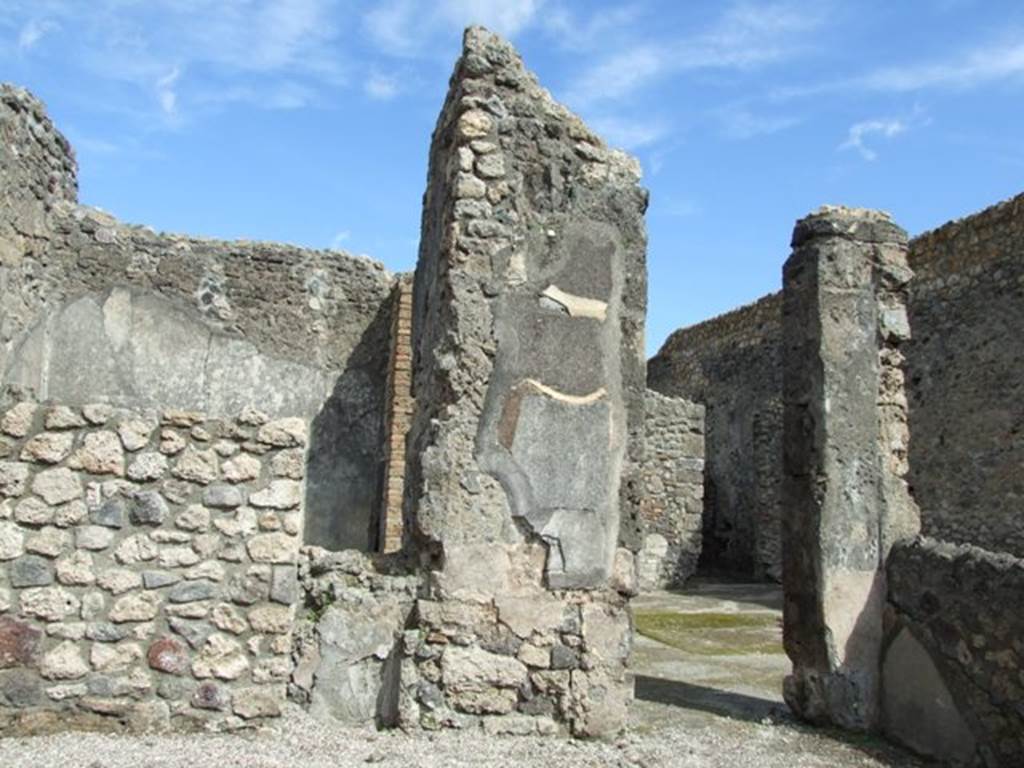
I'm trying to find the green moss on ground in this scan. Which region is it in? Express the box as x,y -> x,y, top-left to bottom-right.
635,611 -> 784,656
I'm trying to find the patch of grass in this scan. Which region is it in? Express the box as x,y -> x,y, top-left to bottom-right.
635,611 -> 784,656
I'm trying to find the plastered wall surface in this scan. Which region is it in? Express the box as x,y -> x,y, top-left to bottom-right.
0,397 -> 305,732
0,84 -> 396,553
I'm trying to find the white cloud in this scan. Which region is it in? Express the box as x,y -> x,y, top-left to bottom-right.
364,0 -> 543,57
156,67 -> 180,117
330,230 -> 352,250
717,107 -> 800,140
365,72 -> 400,100
17,19 -> 57,51
861,40 -> 1024,92
588,115 -> 669,150
3,0 -> 345,121
839,118 -> 906,161
565,1 -> 828,106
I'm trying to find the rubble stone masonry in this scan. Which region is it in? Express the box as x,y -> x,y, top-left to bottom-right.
0,396 -> 306,732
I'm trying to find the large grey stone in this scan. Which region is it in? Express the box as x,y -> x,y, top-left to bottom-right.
881,627 -> 976,764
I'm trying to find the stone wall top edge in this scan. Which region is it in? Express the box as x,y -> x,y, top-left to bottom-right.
651,290 -> 782,362
890,535 -> 1024,572
908,190 -> 1024,270
60,204 -> 395,280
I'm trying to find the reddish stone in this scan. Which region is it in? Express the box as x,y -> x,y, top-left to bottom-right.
0,617 -> 41,668
146,636 -> 189,676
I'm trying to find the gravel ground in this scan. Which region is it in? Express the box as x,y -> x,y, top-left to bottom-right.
0,703 -> 931,768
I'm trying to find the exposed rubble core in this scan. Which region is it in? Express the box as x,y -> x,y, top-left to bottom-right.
399,27 -> 647,736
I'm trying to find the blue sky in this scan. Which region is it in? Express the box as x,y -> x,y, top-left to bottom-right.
2,1 -> 1023,355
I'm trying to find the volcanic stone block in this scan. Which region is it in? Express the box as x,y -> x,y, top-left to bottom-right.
781,206 -> 919,731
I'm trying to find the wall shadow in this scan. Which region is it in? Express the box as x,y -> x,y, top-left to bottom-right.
304,297 -> 394,551
635,674 -> 780,722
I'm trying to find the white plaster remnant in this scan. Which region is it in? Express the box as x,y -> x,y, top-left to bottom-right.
521,379 -> 606,405
540,285 -> 608,321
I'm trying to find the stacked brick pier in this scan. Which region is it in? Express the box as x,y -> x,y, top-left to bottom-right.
781,206 -> 920,730
399,27 -> 648,736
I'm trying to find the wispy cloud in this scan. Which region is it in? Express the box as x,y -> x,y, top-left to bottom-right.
566,1 -> 829,106
716,106 -> 801,140
156,67 -> 180,117
588,115 -> 670,150
364,71 -> 400,100
330,230 -> 352,250
17,19 -> 57,51
839,118 -> 906,161
3,0 -> 345,123
861,39 -> 1024,92
770,36 -> 1024,102
364,0 -> 543,57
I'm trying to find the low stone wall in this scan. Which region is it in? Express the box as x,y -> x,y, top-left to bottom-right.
0,397 -> 306,733
636,391 -> 704,589
884,537 -> 1024,766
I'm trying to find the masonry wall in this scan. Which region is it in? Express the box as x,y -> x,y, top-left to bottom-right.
635,391 -> 705,590
400,28 -> 644,736
647,293 -> 782,580
0,84 -> 396,552
0,397 -> 305,732
883,538 -> 1024,766
905,193 -> 1024,557
650,190 -> 1024,577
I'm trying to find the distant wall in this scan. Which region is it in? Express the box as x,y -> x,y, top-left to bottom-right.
647,293 -> 782,580
0,397 -> 305,732
905,193 -> 1024,557
883,538 -> 1024,765
650,190 -> 1024,577
636,390 -> 704,589
0,84 -> 397,553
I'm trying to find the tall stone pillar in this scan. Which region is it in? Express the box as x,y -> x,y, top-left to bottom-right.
399,27 -> 647,735
781,207 -> 919,730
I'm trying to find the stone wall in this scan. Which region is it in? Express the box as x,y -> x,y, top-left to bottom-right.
0,84 -> 397,552
905,192 -> 1024,557
635,390 -> 704,590
647,293 -> 782,580
400,28 -> 644,736
883,538 -> 1024,766
290,547 -> 419,725
0,396 -> 305,732
650,190 -> 1024,577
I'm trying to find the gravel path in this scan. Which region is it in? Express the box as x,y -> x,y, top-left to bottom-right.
0,703 -> 931,768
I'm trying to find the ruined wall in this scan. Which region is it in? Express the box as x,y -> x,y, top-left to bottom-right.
883,538 -> 1024,766
0,84 -> 397,552
0,397 -> 304,732
650,190 -> 1024,578
636,390 -> 704,590
400,28 -> 645,736
290,547 -> 419,725
647,293 -> 782,580
905,192 -> 1024,557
